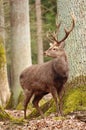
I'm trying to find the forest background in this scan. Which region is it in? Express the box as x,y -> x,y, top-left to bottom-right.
0,0 -> 86,118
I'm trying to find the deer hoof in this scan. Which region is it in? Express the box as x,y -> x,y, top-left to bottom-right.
55,112 -> 62,117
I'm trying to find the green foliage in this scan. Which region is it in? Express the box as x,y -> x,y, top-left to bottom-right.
29,0 -> 57,63
0,37 -> 6,68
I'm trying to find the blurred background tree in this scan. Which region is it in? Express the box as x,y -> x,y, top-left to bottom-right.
35,0 -> 44,64
10,0 -> 32,107
0,0 -> 10,107
30,0 -> 57,63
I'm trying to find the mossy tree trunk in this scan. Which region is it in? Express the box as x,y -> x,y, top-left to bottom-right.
0,0 -> 10,107
10,0 -> 32,107
57,0 -> 86,83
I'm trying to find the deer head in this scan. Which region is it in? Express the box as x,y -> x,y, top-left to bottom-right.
44,14 -> 75,58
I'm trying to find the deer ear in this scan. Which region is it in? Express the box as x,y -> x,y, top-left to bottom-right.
59,42 -> 65,48
49,43 -> 53,47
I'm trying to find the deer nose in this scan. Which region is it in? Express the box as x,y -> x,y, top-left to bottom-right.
43,51 -> 46,55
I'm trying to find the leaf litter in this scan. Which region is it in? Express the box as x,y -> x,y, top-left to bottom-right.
0,110 -> 86,130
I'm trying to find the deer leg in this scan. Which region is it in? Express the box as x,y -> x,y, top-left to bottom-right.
58,94 -> 63,116
32,93 -> 45,118
58,85 -> 65,116
51,87 -> 61,116
24,89 -> 33,119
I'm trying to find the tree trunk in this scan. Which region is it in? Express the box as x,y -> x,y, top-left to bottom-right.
0,0 -> 10,107
35,0 -> 44,64
57,0 -> 86,81
0,0 -> 5,42
10,0 -> 32,106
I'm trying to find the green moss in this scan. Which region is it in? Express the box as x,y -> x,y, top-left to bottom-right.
54,116 -> 65,120
16,92 -> 24,110
0,37 -> 6,69
16,102 -> 23,110
10,117 -> 25,125
17,92 -> 24,103
0,106 -> 11,121
6,92 -> 14,109
6,92 -> 24,110
63,85 -> 86,115
0,106 -> 26,125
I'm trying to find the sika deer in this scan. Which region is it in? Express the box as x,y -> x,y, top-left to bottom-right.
20,15 -> 75,119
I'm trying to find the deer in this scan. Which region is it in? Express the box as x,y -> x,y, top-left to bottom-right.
20,15 -> 75,119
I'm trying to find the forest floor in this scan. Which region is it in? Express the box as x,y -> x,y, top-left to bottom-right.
0,110 -> 86,130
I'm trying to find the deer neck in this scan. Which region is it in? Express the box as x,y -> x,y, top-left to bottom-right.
52,52 -> 69,77
55,51 -> 68,62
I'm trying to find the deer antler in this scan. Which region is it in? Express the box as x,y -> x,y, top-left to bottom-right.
47,21 -> 61,44
47,14 -> 75,46
58,14 -> 75,44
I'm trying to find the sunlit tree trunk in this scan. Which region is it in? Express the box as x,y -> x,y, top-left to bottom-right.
10,0 -> 32,106
57,0 -> 86,82
0,0 -> 10,106
35,0 -> 44,64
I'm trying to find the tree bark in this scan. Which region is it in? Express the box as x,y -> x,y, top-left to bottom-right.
10,0 -> 32,106
57,0 -> 86,81
35,0 -> 44,64
0,0 -> 5,42
0,0 -> 10,106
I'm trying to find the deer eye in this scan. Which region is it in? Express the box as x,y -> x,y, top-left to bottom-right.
53,48 -> 56,50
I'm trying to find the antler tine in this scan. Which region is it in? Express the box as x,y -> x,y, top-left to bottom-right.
47,30 -> 58,43
55,15 -> 61,35
47,32 -> 54,42
47,16 -> 61,44
49,31 -> 58,43
58,14 -> 75,44
56,21 -> 61,32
